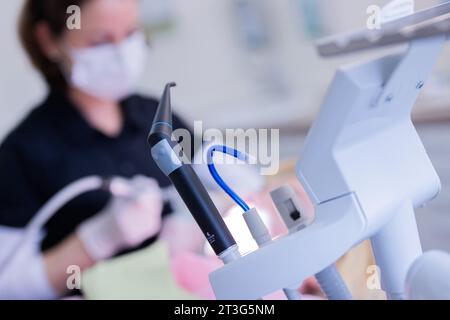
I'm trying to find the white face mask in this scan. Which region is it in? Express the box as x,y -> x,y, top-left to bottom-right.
66,31 -> 148,101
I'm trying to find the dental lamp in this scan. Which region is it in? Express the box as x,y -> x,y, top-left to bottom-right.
205,2 -> 450,300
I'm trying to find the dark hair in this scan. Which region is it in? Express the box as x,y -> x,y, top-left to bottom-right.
19,0 -> 87,89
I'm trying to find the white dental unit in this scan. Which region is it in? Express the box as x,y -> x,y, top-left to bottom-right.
209,1 -> 450,300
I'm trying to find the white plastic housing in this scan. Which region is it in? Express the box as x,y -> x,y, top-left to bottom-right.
297,36 -> 444,239
210,35 -> 447,300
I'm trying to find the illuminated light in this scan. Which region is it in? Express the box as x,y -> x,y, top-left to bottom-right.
223,204 -> 274,255
203,203 -> 274,256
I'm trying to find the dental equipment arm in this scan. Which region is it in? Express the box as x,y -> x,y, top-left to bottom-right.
209,2 -> 450,300
298,2 -> 449,300
148,83 -> 240,263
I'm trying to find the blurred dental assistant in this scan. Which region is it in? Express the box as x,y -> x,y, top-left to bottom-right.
0,0 -> 195,299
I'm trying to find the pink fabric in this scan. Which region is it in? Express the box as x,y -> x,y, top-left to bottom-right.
171,253 -> 222,299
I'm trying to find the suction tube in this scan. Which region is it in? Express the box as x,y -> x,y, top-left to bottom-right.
0,176 -> 105,276
148,83 -> 239,262
315,265 -> 352,300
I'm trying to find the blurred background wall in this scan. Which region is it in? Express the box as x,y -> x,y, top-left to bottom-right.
1,0 -> 449,140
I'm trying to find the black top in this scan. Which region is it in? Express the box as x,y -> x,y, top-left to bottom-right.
0,90 -> 191,251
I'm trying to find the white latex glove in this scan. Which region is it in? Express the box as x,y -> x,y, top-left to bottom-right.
76,176 -> 164,261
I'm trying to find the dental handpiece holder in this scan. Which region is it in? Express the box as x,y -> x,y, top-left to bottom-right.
209,2 -> 450,300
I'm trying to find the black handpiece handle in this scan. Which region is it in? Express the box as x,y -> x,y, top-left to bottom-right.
169,165 -> 236,254
148,83 -> 237,256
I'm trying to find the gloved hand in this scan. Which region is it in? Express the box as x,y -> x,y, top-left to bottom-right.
76,175 -> 164,261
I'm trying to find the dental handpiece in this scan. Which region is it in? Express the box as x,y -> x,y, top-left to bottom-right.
147,83 -> 239,263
